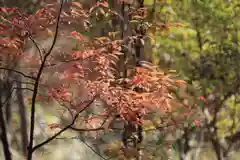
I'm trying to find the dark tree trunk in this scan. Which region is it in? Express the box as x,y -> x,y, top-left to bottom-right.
0,80 -> 12,160
15,75 -> 29,156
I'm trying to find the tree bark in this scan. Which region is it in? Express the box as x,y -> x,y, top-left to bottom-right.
0,80 -> 12,160
15,75 -> 29,156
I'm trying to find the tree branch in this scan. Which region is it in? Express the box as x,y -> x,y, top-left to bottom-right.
29,35 -> 44,63
0,67 -> 36,80
31,97 -> 96,152
80,140 -> 108,160
27,1 -> 64,159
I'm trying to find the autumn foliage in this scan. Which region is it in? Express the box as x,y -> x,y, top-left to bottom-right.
0,1 -> 200,159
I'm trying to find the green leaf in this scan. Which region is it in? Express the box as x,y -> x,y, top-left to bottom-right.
156,135 -> 165,145
172,141 -> 178,151
80,31 -> 89,36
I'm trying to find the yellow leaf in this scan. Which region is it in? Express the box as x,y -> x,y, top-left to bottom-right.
46,28 -> 54,36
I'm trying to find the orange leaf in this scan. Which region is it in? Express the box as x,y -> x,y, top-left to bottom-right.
175,80 -> 186,85
48,123 -> 61,130
175,23 -> 185,27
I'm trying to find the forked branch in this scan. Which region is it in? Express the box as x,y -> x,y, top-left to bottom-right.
27,0 -> 64,159
31,97 -> 96,152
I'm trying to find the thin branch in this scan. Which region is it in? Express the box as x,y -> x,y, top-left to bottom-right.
53,97 -> 75,120
80,140 -> 108,160
29,35 -> 43,63
27,1 -> 64,159
1,87 -> 34,108
43,56 -> 92,68
70,126 -> 104,131
31,97 -> 96,152
0,67 -> 36,80
11,80 -> 35,85
70,112 -> 121,132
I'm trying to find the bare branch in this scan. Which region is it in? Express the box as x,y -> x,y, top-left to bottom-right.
80,140 -> 108,160
31,97 -> 96,152
27,1 -> 64,159
70,126 -> 104,132
0,67 -> 36,80
29,35 -> 44,63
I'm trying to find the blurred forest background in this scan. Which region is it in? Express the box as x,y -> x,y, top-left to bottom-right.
0,0 -> 240,160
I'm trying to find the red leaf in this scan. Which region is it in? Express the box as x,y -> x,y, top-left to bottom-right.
199,96 -> 206,102
97,1 -> 109,8
72,2 -> 83,8
36,95 -> 40,101
0,8 -> 8,14
194,120 -> 201,127
71,31 -> 84,40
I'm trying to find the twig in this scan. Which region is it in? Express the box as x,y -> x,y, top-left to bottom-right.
31,97 -> 96,152
53,97 -> 75,120
11,80 -> 35,85
70,111 -> 118,132
27,1 -> 64,159
43,57 -> 92,68
80,140 -> 108,160
0,67 -> 36,80
70,126 -> 104,131
29,35 -> 43,63
1,87 -> 34,108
